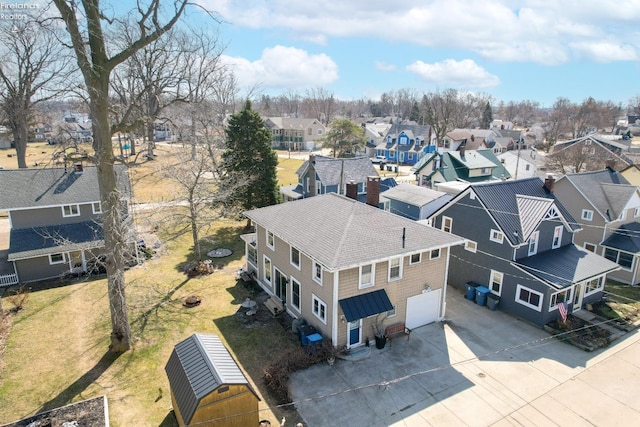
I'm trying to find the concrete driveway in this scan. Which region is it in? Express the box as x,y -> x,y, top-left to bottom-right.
289,288 -> 640,426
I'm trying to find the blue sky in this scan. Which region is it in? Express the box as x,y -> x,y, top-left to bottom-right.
196,0 -> 640,107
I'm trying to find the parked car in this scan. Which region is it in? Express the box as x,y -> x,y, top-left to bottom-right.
370,155 -> 387,164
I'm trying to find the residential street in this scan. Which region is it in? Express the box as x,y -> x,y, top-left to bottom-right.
289,289 -> 640,426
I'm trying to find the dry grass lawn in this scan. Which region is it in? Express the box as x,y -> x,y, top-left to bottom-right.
0,143 -> 305,426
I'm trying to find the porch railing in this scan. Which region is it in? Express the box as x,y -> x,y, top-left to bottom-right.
0,273 -> 18,287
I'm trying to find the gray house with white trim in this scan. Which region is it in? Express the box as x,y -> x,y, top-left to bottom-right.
0,163 -> 132,284
428,177 -> 620,327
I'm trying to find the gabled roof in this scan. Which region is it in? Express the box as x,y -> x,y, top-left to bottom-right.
422,149 -> 511,183
165,334 -> 257,425
550,134 -> 634,166
244,193 -> 464,270
296,156 -> 378,187
264,117 -> 322,129
513,244 -> 620,289
601,222 -> 640,254
468,177 -> 579,245
0,164 -> 130,210
558,168 -> 636,221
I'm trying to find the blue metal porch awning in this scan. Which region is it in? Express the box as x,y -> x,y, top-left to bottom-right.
339,289 -> 394,322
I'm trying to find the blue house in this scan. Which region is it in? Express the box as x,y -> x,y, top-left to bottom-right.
375,123 -> 434,165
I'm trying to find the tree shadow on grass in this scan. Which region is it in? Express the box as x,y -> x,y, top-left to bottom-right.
173,224 -> 247,275
38,351 -> 122,415
129,277 -> 192,336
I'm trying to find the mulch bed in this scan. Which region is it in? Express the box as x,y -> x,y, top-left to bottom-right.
4,396 -> 107,426
545,315 -> 611,351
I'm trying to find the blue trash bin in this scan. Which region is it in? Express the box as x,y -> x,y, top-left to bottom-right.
475,286 -> 490,306
465,282 -> 477,301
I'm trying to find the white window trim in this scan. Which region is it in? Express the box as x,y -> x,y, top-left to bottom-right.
409,252 -> 422,265
62,204 -> 80,218
246,245 -> 258,269
515,284 -> 543,312
290,246 -> 301,270
584,242 -> 597,252
584,277 -> 604,296
290,276 -> 301,312
442,216 -> 452,233
430,248 -> 441,260
359,264 -> 374,289
489,270 -> 503,296
464,240 -> 477,253
388,257 -> 403,281
312,294 -> 327,324
552,225 -> 563,249
263,255 -> 272,284
528,231 -> 539,256
635,207 -> 640,218
92,201 -> 102,214
49,253 -> 67,265
313,260 -> 323,285
266,230 -> 274,250
549,288 -> 572,311
581,209 -> 593,221
490,229 -> 504,244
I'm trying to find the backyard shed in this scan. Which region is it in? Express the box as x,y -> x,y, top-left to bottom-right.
165,333 -> 259,427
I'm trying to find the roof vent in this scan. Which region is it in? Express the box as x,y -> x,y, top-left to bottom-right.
73,162 -> 83,174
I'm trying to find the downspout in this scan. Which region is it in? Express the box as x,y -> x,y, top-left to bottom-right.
332,270 -> 340,347
440,246 -> 453,321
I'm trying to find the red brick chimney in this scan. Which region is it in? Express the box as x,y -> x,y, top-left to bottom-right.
544,174 -> 555,193
73,162 -> 84,174
366,176 -> 381,207
308,155 -> 316,197
346,180 -> 358,200
605,159 -> 616,170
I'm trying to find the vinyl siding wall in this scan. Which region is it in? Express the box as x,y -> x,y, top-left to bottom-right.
9,203 -> 100,228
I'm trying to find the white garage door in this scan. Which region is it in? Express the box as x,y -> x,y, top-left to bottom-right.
406,289 -> 442,330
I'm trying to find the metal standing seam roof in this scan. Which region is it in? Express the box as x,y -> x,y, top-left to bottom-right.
0,164 -> 131,211
165,334 -> 257,425
601,222 -> 640,253
339,289 -> 394,322
244,193 -> 465,271
513,244 -> 620,289
296,156 -> 378,187
8,221 -> 104,260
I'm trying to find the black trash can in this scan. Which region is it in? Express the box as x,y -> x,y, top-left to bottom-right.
487,294 -> 500,311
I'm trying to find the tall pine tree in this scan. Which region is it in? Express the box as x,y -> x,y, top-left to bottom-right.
223,100 -> 279,220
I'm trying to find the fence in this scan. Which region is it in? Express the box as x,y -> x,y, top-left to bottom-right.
0,273 -> 18,287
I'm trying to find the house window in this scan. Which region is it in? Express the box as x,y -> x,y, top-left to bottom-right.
410,253 -> 421,264
442,216 -> 452,233
581,209 -> 593,221
317,129 -> 323,135
528,231 -> 539,256
388,257 -> 402,281
308,127 -> 312,135
263,256 -> 272,284
387,305 -> 397,318
550,288 -> 572,310
247,245 -> 258,267
290,246 -> 301,269
291,277 -> 301,311
465,240 -> 477,253
92,202 -> 102,214
619,210 -> 627,221
604,248 -> 634,270
635,208 -> 640,218
430,248 -> 441,260
360,264 -> 373,288
585,277 -> 604,295
49,253 -> 66,265
480,167 -> 491,175
312,294 -> 327,324
490,229 -> 504,244
489,270 -> 503,296
313,261 -> 323,284
552,226 -> 563,249
516,284 -> 543,311
62,204 -> 80,217
584,242 -> 596,252
266,230 -> 274,249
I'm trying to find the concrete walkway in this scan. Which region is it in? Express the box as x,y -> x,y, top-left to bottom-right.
289,289 -> 640,426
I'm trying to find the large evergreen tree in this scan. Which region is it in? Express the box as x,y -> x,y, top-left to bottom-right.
223,100 -> 279,218
481,101 -> 493,129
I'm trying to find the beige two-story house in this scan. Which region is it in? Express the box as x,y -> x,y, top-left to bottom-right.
241,193 -> 464,349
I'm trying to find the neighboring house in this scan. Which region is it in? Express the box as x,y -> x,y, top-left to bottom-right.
363,122 -> 392,157
442,129 -> 498,152
165,333 -> 260,427
549,134 -> 634,172
620,164 -> 640,187
382,183 -> 452,221
490,119 -> 514,130
553,167 -> 640,285
241,193 -> 465,349
31,122 -> 54,141
0,126 -> 11,149
375,122 -> 434,165
427,177 -> 620,327
497,150 -> 537,180
264,117 -> 326,151
411,148 -> 511,188
0,163 -> 133,284
279,154 -> 396,203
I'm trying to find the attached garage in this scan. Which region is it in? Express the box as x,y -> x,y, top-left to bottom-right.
165,333 -> 260,427
405,288 -> 442,330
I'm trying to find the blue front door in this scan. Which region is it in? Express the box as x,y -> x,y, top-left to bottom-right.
348,319 -> 361,347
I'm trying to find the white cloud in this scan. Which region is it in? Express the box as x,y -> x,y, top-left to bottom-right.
375,61 -> 396,72
221,45 -> 338,90
406,59 -> 500,88
200,0 -> 640,65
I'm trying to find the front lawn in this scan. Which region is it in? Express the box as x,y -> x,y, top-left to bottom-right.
591,281 -> 640,325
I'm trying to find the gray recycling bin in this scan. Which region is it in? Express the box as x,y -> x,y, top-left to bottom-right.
486,293 -> 500,310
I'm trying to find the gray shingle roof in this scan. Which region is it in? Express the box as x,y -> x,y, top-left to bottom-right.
513,245 -> 620,289
244,193 -> 465,270
561,169 -> 635,220
382,183 -> 448,207
471,177 -> 579,245
8,220 -> 104,260
0,164 -> 131,210
164,334 -> 256,425
296,156 -> 378,187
